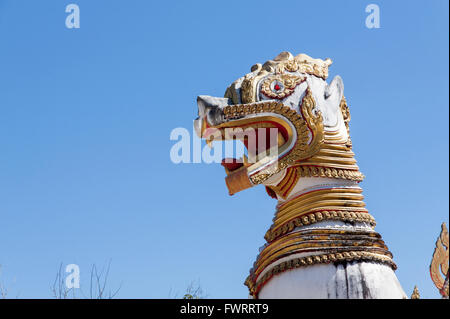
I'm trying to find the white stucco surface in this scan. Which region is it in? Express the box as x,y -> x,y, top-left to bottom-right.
258,261 -> 406,299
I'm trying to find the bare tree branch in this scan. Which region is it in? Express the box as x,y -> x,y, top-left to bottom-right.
79,260 -> 121,299
52,263 -> 71,299
0,265 -> 8,299
183,279 -> 208,299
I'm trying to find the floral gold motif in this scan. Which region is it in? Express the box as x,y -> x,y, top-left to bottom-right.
239,52 -> 331,104
260,74 -> 306,100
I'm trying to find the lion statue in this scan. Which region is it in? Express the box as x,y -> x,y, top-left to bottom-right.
194,52 -> 406,299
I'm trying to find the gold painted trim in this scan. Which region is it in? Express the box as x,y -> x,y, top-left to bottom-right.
275,188 -> 365,219
264,187 -> 371,242
295,165 -> 364,181
252,229 -> 390,278
268,167 -> 300,199
264,210 -> 376,242
256,234 -> 386,267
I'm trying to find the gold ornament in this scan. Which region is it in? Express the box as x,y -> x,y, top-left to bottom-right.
260,74 -> 306,100
238,52 -> 331,104
265,209 -> 376,242
265,187 -> 369,241
410,286 -> 420,299
430,223 -> 449,298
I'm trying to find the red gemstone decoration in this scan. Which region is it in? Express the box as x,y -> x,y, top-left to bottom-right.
274,83 -> 281,91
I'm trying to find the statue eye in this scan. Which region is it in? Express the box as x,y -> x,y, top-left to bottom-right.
271,80 -> 284,93
261,75 -> 304,100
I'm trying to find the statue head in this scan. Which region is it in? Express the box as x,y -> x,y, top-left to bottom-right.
195,51 -> 357,197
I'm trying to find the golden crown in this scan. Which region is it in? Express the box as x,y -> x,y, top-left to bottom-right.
259,51 -> 333,79
225,52 -> 333,105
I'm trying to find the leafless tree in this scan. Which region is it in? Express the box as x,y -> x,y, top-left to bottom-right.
52,260 -> 122,299
0,274 -> 8,299
0,265 -> 8,299
0,265 -> 19,299
51,263 -> 71,299
182,280 -> 208,299
85,260 -> 122,299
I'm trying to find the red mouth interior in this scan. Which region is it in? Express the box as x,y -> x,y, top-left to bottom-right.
220,121 -> 289,173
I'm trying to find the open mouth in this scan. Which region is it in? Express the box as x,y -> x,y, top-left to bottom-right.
195,88 -> 323,195
210,104 -> 295,169
218,119 -> 287,175
195,94 -> 316,195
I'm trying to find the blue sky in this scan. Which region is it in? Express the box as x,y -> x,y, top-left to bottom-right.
0,0 -> 448,298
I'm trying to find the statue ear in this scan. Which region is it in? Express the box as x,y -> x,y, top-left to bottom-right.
324,75 -> 344,109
